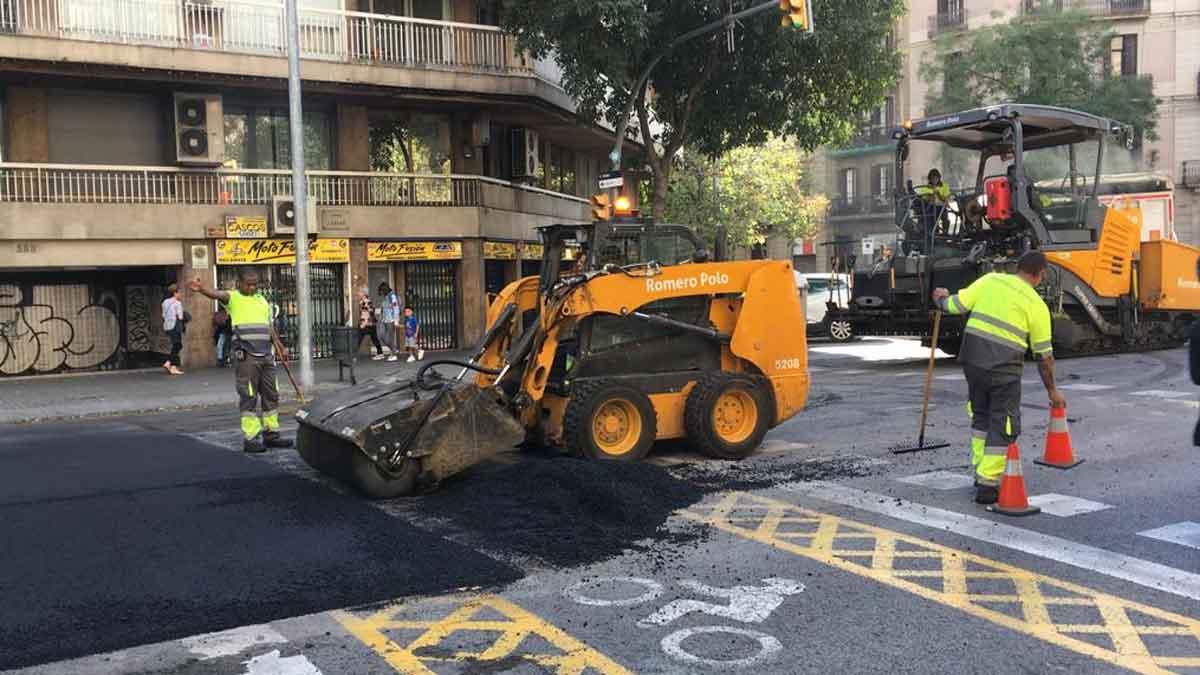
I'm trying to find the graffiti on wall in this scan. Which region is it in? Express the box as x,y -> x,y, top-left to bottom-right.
0,283 -> 122,375
125,285 -> 170,355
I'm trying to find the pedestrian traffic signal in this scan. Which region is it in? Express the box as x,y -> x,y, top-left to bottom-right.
779,0 -> 812,31
591,193 -> 612,221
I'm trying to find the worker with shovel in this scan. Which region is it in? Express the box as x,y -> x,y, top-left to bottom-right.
190,269 -> 294,454
932,251 -> 1066,504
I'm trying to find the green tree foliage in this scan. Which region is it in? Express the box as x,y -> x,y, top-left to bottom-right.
660,137 -> 826,248
921,3 -> 1159,180
501,0 -> 902,217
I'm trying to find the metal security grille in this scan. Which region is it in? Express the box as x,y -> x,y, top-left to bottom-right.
404,262 -> 458,350
218,264 -> 345,359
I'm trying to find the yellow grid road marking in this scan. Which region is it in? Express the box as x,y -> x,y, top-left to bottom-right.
683,491 -> 1200,675
333,594 -> 631,675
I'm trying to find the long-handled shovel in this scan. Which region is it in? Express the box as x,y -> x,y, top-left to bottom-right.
891,310 -> 951,454
272,334 -> 307,406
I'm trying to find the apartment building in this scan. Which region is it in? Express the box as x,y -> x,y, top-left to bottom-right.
0,0 -> 635,377
822,0 -> 1200,269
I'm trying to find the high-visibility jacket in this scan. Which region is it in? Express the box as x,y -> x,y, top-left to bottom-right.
915,182 -> 951,204
938,272 -> 1053,374
227,290 -> 273,357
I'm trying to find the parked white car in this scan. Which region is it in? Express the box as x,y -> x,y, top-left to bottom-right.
795,272 -> 854,341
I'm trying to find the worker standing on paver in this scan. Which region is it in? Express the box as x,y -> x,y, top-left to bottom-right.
190,270 -> 293,454
932,251 -> 1066,504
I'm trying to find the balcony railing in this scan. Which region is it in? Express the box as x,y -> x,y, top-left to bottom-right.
0,164 -> 589,208
1183,161 -> 1200,189
927,5 -> 967,38
0,0 -> 529,74
1023,0 -> 1149,15
829,194 -> 892,217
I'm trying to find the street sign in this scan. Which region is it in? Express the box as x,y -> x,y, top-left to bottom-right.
599,170 -> 624,190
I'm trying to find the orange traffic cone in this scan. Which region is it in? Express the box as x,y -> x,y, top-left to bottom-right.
987,443 -> 1040,517
1035,405 -> 1083,469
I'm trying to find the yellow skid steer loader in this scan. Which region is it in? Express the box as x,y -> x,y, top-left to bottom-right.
296,220 -> 810,498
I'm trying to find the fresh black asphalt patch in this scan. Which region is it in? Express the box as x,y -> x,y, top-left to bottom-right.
0,425 -> 520,670
416,454 -> 707,567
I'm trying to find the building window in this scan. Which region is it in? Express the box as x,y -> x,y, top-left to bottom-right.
1110,34 -> 1138,77
871,164 -> 891,198
223,107 -> 332,170
549,144 -> 577,196
367,111 -> 451,174
367,0 -> 447,19
841,168 -> 857,202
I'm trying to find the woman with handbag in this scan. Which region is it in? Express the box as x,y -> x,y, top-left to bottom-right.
161,284 -> 186,375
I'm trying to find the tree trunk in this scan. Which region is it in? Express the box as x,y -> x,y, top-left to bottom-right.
650,161 -> 672,221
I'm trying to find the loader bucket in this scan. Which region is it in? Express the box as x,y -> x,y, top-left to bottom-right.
295,374 -> 526,499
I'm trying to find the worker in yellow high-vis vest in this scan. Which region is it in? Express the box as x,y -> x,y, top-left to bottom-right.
932,251 -> 1066,504
191,269 -> 293,453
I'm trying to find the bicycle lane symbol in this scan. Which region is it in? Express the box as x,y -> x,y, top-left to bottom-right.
563,576 -> 804,669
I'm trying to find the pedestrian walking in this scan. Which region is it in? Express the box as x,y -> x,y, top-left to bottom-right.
190,269 -> 293,454
161,284 -> 185,376
357,288 -> 385,360
378,282 -> 401,362
932,251 -> 1066,505
403,306 -> 424,362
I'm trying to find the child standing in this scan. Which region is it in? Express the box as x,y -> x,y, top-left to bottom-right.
403,306 -> 424,362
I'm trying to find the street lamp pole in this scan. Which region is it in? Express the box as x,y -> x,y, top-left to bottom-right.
284,0 -> 313,388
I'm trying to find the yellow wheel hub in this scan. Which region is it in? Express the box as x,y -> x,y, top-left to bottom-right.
591,398 -> 642,456
713,389 -> 757,444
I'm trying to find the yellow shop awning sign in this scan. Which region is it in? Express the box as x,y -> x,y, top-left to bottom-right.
368,241 -> 462,261
216,238 -> 350,264
224,216 -> 268,239
484,241 -> 517,260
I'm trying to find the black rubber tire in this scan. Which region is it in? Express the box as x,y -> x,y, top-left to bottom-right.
297,424 -> 418,499
684,372 -> 773,460
826,317 -> 855,343
346,447 -> 419,499
563,379 -> 657,462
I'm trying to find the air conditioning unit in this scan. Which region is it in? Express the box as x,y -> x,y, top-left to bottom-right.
511,128 -> 541,180
173,92 -> 224,165
271,196 -> 319,236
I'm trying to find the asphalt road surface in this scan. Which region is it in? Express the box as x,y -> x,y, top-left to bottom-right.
2,338 -> 1198,674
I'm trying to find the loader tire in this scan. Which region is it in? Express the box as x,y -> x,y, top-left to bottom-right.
347,448 -> 419,500
685,373 -> 772,460
563,379 -> 657,462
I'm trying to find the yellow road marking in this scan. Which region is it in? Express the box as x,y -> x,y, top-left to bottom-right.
684,492 -> 1200,675
333,594 -> 631,675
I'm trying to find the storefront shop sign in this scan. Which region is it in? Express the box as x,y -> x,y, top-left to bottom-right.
224,216 -> 269,239
483,241 -> 517,260
215,238 -> 350,265
367,241 -> 462,262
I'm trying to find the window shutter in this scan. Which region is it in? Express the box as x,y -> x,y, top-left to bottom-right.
1122,35 -> 1138,76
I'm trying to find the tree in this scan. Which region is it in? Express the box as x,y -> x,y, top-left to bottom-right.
920,3 -> 1159,180
660,137 -> 826,249
501,0 -> 902,218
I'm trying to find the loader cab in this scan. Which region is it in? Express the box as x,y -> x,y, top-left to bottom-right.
534,220 -> 717,391
535,220 -> 707,292
893,103 -> 1135,253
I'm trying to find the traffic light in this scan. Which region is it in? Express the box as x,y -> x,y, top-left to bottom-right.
613,195 -> 633,216
591,193 -> 612,221
779,0 -> 812,31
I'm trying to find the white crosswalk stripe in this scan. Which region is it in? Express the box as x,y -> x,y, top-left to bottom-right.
1027,494 -> 1113,518
1130,389 -> 1192,399
1058,383 -> 1115,392
897,471 -> 974,490
1138,522 -> 1200,551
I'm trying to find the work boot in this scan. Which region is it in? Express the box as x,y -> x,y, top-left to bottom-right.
263,431 -> 293,449
243,436 -> 267,454
974,485 -> 999,505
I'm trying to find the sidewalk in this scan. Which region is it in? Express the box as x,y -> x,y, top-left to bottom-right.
0,351 -> 472,424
